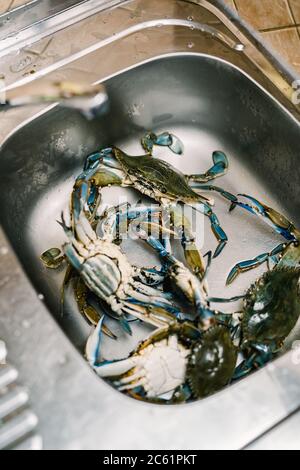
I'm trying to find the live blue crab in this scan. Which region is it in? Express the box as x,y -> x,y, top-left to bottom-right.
77,131 -> 237,266
225,195 -> 300,377
86,312 -> 238,402
41,190 -> 185,335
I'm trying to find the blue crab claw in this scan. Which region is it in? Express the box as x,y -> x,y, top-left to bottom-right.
141,131 -> 184,155
188,151 -> 229,184
84,147 -> 115,171
234,194 -> 296,241
206,151 -> 229,179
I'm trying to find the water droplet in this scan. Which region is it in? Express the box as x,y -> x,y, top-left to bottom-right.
187,15 -> 194,21
59,355 -> 68,366
22,320 -> 30,329
234,43 -> 245,52
0,246 -> 8,256
189,25 -> 195,31
38,293 -> 45,301
187,42 -> 194,49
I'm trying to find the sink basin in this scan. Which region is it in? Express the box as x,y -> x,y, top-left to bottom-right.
1,0 -> 300,450
1,52 -> 300,359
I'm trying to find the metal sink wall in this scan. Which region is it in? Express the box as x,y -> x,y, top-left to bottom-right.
1,0 -> 300,450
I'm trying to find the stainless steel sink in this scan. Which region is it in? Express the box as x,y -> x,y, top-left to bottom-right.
1,0 -> 300,450
1,52 -> 300,352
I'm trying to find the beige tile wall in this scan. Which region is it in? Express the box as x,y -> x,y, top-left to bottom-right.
0,0 -> 33,15
0,0 -> 299,74
225,0 -> 300,74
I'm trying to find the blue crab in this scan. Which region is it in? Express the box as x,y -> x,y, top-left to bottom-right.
41,188 -> 186,335
76,131 -> 237,267
86,316 -> 237,402
225,195 -> 300,377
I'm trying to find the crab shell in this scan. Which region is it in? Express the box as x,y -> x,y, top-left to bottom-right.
242,267 -> 300,347
68,238 -> 135,313
113,148 -> 210,204
121,335 -> 190,398
187,325 -> 237,399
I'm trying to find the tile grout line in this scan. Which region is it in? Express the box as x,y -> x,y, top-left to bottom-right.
232,0 -> 238,12
259,24 -> 300,33
5,0 -> 15,13
286,0 -> 300,40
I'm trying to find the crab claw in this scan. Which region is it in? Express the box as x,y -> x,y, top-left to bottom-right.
141,131 -> 184,155
188,151 -> 229,184
205,150 -> 229,180
84,148 -> 115,171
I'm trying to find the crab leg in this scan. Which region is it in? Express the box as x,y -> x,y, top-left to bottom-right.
86,320 -> 134,375
124,294 -> 184,320
122,303 -> 176,327
208,295 -> 245,303
167,205 -> 207,282
232,194 -> 297,240
191,185 -> 238,205
227,194 -> 299,283
187,151 -> 229,183
196,203 -> 228,258
226,243 -> 287,285
74,278 -> 117,339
